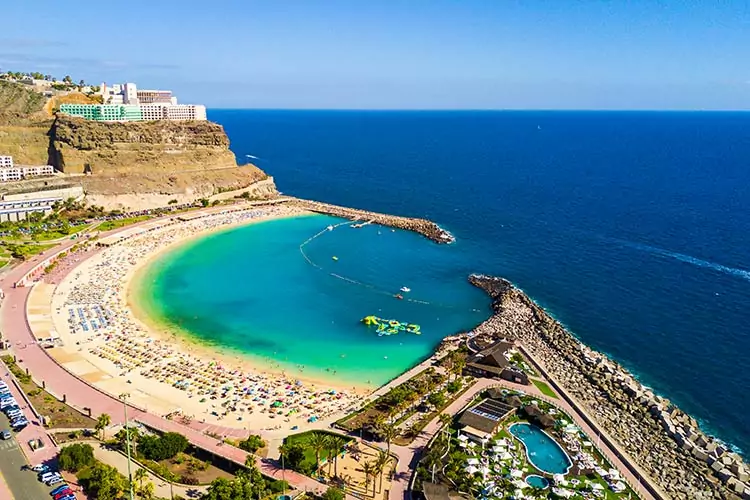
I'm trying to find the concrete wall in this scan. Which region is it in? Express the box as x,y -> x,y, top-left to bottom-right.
3,186 -> 84,202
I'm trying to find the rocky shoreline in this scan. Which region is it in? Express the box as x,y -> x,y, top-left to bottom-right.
288,198 -> 455,244
467,273 -> 749,500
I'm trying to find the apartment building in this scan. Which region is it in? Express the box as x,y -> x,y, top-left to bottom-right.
0,158 -> 55,182
60,103 -> 206,122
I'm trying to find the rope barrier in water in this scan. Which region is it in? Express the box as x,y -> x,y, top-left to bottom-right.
298,221 -> 476,311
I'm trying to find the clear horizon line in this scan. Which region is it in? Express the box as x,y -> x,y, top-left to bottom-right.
206,107 -> 750,113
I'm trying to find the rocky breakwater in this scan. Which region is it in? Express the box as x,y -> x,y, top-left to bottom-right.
468,274 -> 749,500
290,198 -> 454,244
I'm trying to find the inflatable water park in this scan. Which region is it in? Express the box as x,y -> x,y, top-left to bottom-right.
361,315 -> 421,336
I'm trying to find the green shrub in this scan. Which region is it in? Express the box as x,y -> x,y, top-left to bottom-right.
268,480 -> 289,493
59,443 -> 95,472
322,486 -> 345,500
138,432 -> 189,461
238,434 -> 265,453
180,474 -> 200,485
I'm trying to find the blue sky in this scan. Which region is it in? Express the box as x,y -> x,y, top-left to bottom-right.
2,1 -> 749,109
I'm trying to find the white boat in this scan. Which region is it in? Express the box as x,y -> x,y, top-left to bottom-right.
400,286 -> 411,293
327,225 -> 334,231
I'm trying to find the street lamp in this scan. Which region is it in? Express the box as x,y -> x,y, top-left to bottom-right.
119,393 -> 135,500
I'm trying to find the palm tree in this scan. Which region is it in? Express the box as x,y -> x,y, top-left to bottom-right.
328,435 -> 348,478
308,432 -> 329,474
375,449 -> 390,494
361,461 -> 375,497
134,468 -> 147,493
381,423 -> 398,454
95,413 -> 111,440
139,481 -> 154,500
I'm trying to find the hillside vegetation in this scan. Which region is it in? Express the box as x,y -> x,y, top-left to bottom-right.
0,80 -> 48,125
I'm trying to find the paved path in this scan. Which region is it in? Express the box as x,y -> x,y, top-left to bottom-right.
0,212 -> 332,496
68,440 -> 207,499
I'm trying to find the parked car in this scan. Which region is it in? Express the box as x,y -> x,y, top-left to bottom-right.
31,463 -> 49,473
46,476 -> 65,486
53,489 -> 73,500
0,430 -> 10,440
50,483 -> 70,496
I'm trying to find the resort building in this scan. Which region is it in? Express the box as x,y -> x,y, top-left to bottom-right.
457,398 -> 516,442
0,196 -> 61,221
0,156 -> 55,182
59,103 -> 206,122
101,82 -> 178,106
464,340 -> 530,385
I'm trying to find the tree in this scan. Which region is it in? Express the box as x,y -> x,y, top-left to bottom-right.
199,198 -> 210,207
79,79 -> 85,87
327,435 -> 347,478
427,391 -> 446,408
361,461 -> 375,496
83,462 -> 127,499
134,467 -> 148,492
322,486 -> 345,500
58,443 -> 95,472
63,75 -> 72,83
278,442 -> 307,473
238,434 -> 265,453
138,480 -> 154,499
439,412 -> 452,427
375,449 -> 390,493
95,413 -> 111,440
381,423 -> 398,454
203,477 -> 234,500
308,432 -> 329,473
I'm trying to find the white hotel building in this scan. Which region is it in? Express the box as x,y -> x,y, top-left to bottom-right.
0,156 -> 55,182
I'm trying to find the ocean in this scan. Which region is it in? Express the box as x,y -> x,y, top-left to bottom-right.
148,110 -> 750,456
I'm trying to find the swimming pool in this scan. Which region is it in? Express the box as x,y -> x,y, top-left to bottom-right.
525,475 -> 549,489
509,422 -> 572,475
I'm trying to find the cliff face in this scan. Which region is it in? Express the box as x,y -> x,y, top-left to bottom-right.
49,115 -> 238,173
0,81 -> 276,209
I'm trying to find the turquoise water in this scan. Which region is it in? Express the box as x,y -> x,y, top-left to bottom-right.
525,475 -> 550,489
137,214 -> 489,387
510,423 -> 572,475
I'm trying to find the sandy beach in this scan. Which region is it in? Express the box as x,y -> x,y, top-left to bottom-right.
44,205 -> 369,434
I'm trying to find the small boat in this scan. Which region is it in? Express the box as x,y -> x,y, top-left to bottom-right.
400,286 -> 411,293
327,225 -> 334,231
394,294 -> 403,300
332,256 -> 338,261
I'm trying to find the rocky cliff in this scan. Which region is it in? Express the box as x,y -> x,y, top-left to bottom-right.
0,81 -> 276,209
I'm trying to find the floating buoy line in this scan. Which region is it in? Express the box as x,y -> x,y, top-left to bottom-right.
298,221 -> 478,312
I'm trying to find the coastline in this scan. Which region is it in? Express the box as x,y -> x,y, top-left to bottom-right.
47,206 -> 371,435
124,211 -> 376,393
467,274 -> 749,499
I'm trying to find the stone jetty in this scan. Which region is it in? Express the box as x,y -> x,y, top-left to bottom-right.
467,273 -> 749,500
289,198 -> 455,244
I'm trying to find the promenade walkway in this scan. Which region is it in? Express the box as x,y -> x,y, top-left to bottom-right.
0,211 -> 336,497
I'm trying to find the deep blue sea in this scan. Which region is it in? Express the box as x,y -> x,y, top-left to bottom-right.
200,110 -> 750,455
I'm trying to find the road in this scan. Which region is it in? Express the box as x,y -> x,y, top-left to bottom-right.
0,412 -> 57,500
